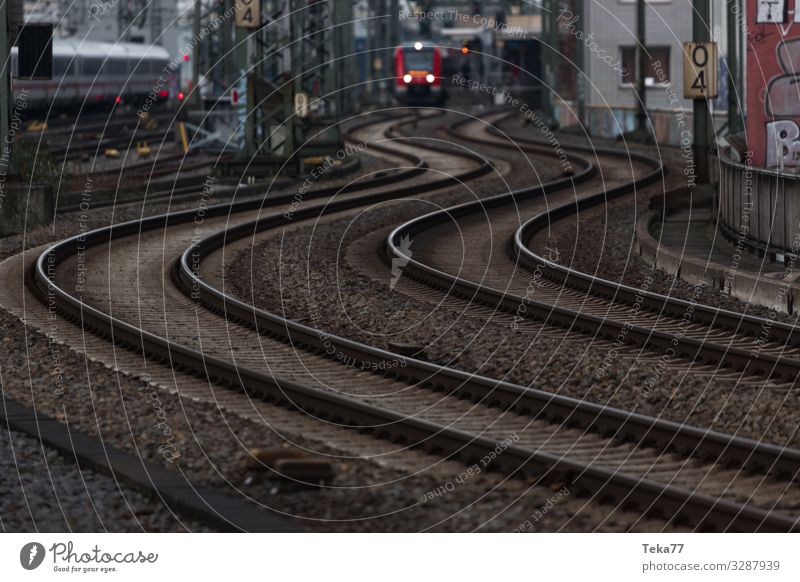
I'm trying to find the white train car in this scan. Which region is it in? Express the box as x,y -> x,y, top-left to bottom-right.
10,39 -> 176,109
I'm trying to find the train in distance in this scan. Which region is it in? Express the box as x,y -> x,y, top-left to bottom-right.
10,39 -> 181,110
394,41 -> 447,106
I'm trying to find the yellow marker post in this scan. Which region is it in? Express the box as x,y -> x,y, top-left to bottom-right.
178,122 -> 189,153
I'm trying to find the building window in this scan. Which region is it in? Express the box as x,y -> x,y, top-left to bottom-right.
620,46 -> 670,84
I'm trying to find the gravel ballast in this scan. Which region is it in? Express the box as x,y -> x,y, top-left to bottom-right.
0,113 -> 683,532
0,426 -> 210,532
226,113 -> 800,455
498,116 -> 800,324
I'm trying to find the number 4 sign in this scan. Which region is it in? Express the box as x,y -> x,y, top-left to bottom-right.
235,0 -> 260,28
683,42 -> 718,99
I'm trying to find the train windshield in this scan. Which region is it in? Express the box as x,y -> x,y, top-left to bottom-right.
403,48 -> 434,70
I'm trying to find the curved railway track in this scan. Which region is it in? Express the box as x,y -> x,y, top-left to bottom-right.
505,145 -> 800,374
25,108 -> 800,532
20,109 -> 489,529
52,110 -> 427,213
395,112 -> 800,384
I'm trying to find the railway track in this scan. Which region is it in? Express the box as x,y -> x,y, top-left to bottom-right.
20,107 -> 221,213
51,110 -> 426,213
18,109 -> 490,530
25,110 -> 178,159
401,111 -> 800,385
504,141 -> 800,376
26,108 -> 800,531
178,112 -> 800,531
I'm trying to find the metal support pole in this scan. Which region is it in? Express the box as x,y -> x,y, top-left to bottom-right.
333,0 -> 353,116
575,0 -> 586,128
364,1 -> 374,93
0,0 -> 10,156
375,0 -> 387,102
694,0 -> 711,184
192,0 -> 202,105
223,0 -> 234,92
542,0 -> 556,123
237,26 -> 254,157
388,0 -> 398,101
726,0 -> 741,133
636,0 -> 647,132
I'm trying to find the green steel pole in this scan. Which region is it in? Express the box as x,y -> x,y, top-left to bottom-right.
542,0 -> 556,122
192,0 -> 201,105
389,0 -> 398,100
238,26 -> 255,158
1,0 -> 9,158
636,0 -> 647,133
575,0 -> 585,128
726,0 -> 741,133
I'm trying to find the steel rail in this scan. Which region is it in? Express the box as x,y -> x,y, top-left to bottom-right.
468,115 -> 800,368
31,111 -> 800,531
488,116 -> 800,344
168,114 -> 800,531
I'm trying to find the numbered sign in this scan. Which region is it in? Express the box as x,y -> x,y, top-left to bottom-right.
235,0 -> 260,28
294,92 -> 309,118
683,42 -> 718,99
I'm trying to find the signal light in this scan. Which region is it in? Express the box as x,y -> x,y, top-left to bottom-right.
403,74 -> 412,84
177,91 -> 185,100
183,54 -> 190,61
232,89 -> 239,104
414,41 -> 423,51
426,74 -> 435,83
158,89 -> 169,98
115,96 -> 121,104
461,46 -> 469,55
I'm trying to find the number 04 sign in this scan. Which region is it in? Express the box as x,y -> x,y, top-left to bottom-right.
235,0 -> 260,28
682,42 -> 718,99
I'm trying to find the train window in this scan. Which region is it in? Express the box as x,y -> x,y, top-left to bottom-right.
52,57 -> 67,76
99,58 -> 123,75
403,47 -> 434,71
82,58 -> 102,75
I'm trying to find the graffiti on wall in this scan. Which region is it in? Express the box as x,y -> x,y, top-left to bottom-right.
747,0 -> 800,167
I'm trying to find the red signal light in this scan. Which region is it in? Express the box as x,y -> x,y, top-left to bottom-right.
232,89 -> 239,104
461,46 -> 469,55
183,54 -> 190,61
177,91 -> 185,100
115,96 -> 121,104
